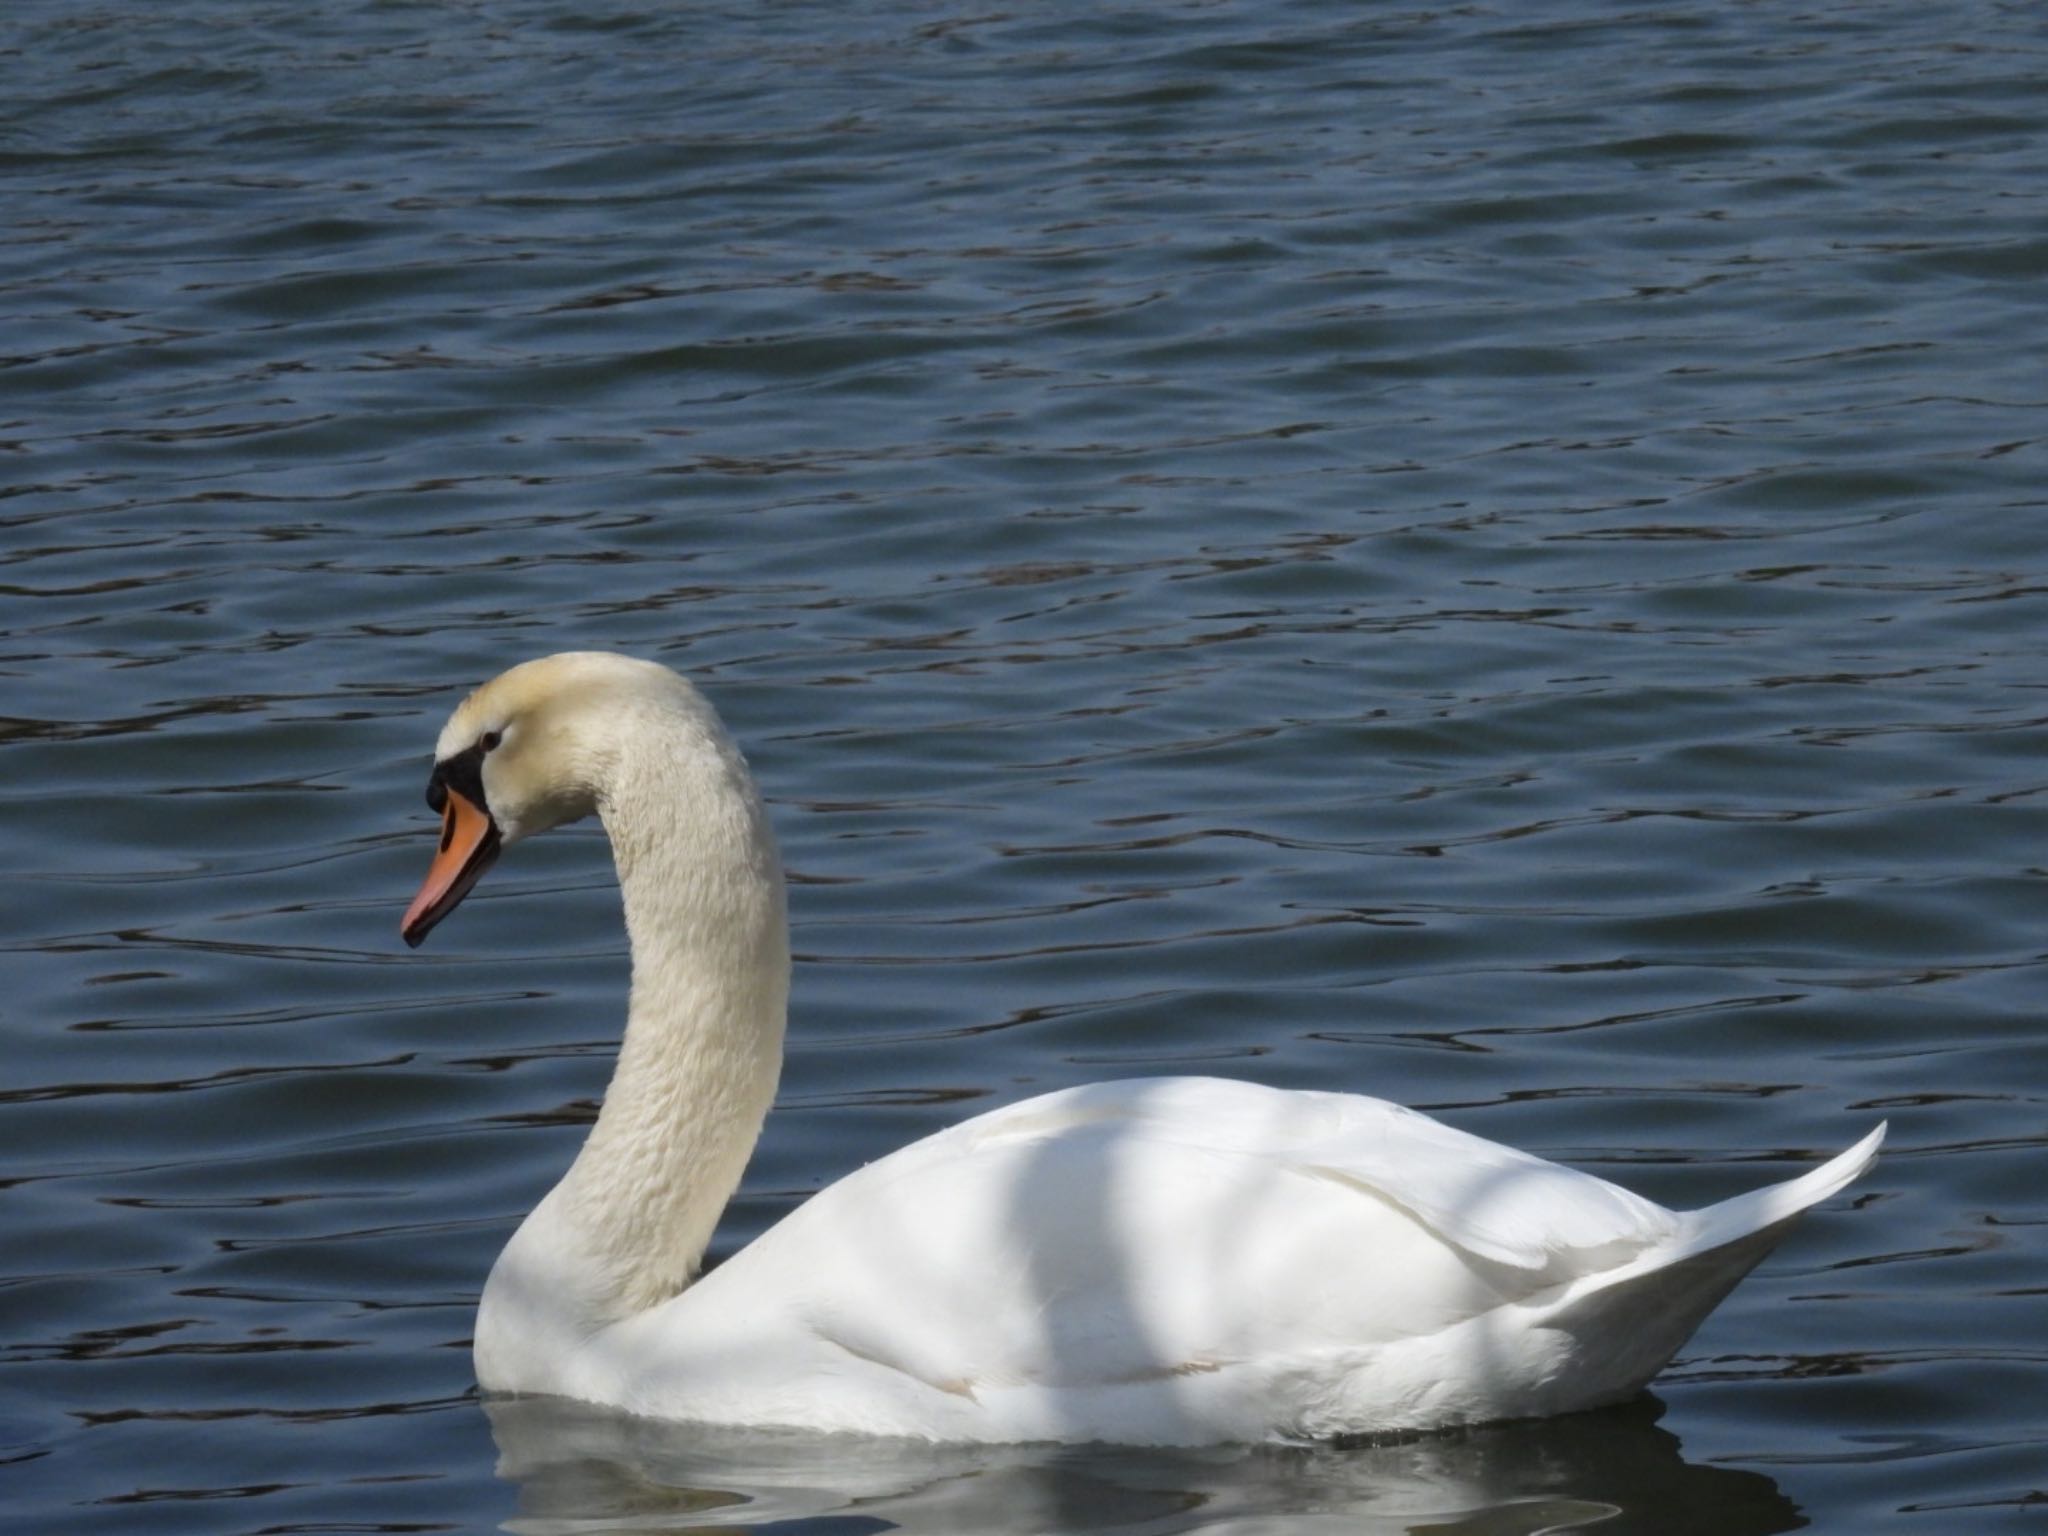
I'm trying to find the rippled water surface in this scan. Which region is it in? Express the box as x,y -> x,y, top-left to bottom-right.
5,2 -> 2047,1531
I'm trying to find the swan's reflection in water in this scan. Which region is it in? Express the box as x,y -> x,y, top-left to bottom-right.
486,1394 -> 1801,1536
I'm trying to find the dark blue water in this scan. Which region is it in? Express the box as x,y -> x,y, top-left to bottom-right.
4,2 -> 2046,1531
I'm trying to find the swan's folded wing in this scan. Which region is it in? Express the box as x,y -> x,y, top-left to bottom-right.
1305,1090 -> 1691,1270
964,1077 -> 1681,1273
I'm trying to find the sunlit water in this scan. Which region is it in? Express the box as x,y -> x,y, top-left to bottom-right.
4,2 -> 2046,1532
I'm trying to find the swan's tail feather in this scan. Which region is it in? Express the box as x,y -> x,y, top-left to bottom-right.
1534,1124 -> 1885,1408
1668,1120 -> 1886,1266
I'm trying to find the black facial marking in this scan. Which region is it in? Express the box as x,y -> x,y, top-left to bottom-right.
425,740 -> 489,816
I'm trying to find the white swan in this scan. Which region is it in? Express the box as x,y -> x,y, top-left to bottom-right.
401,651 -> 1882,1446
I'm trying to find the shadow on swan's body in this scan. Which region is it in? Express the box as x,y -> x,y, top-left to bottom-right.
402,652 -> 1882,1446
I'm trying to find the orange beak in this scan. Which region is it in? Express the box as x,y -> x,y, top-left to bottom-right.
401,786 -> 502,948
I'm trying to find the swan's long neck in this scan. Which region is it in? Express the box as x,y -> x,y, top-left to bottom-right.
486,699 -> 789,1346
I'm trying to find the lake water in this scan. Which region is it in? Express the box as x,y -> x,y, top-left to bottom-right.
4,1 -> 2046,1531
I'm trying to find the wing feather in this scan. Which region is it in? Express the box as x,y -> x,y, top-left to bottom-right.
963,1077 -> 1679,1270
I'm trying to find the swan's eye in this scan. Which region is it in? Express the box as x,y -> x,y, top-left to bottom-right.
481,730 -> 503,753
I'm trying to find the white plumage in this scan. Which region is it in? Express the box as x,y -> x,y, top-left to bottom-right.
401,652 -> 1881,1445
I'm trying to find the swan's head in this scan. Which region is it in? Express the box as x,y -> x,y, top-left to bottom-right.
400,651 -> 700,947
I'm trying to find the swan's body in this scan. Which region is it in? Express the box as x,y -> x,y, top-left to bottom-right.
403,652 -> 1882,1445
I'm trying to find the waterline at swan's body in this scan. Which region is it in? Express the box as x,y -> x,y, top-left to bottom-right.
402,652 -> 1881,1445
